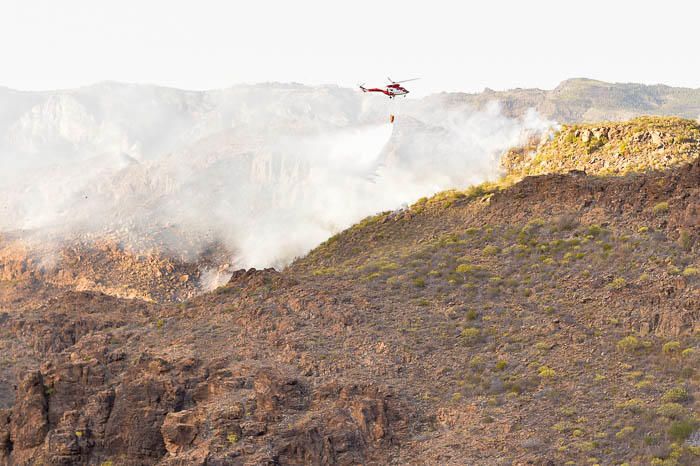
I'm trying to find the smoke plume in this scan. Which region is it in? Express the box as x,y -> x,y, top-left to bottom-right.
0,83 -> 553,270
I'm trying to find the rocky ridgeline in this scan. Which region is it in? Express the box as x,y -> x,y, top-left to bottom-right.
501,116 -> 700,177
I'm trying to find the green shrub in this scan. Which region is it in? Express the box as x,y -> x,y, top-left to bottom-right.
668,420 -> 695,441
615,426 -> 635,438
656,403 -> 685,419
469,355 -> 485,369
635,379 -> 653,389
456,264 -> 479,274
538,366 -> 556,378
617,336 -> 641,352
535,341 -> 551,352
662,341 -> 681,354
460,327 -> 481,345
661,387 -> 689,403
615,398 -> 644,413
682,266 -> 699,277
608,277 -> 626,289
587,224 -> 604,237
678,229 -> 693,251
652,201 -> 670,215
413,277 -> 426,288
495,360 -> 507,371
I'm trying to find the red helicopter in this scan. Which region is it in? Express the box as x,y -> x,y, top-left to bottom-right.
359,77 -> 419,99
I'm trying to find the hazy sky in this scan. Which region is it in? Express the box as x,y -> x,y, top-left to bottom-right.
1,0 -> 698,95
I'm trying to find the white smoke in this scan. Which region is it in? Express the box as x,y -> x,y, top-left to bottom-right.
0,83 -> 554,269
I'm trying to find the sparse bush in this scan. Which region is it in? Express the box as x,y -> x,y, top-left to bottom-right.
615,426 -> 635,438
682,266 -> 699,277
668,420 -> 696,441
661,387 -> 689,403
482,245 -> 500,256
662,341 -> 681,355
586,224 -> 604,237
635,379 -> 653,390
678,229 -> 693,251
538,366 -> 556,378
535,341 -> 551,352
656,403 -> 685,419
456,264 -> 479,274
412,277 -> 426,288
495,360 -> 507,371
227,432 -> 240,444
653,201 -> 670,215
469,355 -> 485,370
608,277 -> 626,290
617,336 -> 642,352
460,327 -> 481,345
615,398 -> 644,413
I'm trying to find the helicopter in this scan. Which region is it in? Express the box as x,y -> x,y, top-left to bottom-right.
359,77 -> 419,99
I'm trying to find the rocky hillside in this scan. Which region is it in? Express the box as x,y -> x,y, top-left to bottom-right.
0,118 -> 698,464
502,116 -> 700,178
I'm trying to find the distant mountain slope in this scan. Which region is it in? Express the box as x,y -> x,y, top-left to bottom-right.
439,78 -> 700,122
